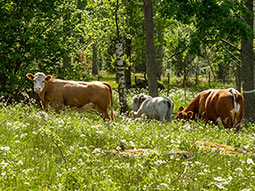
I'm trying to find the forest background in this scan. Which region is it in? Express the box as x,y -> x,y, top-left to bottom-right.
1,0 -> 255,122
2,1 -> 255,190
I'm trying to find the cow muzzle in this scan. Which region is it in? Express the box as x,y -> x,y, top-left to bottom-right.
34,88 -> 41,93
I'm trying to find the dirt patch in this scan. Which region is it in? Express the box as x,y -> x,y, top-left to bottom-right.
93,148 -> 190,158
194,141 -> 250,156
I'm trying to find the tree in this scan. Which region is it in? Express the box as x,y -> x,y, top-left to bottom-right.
0,0 -> 79,94
115,0 -> 129,114
143,0 -> 158,97
241,0 -> 255,123
92,43 -> 98,75
159,0 -> 251,78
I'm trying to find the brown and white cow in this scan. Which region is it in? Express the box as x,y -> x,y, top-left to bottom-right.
26,72 -> 114,121
176,88 -> 244,131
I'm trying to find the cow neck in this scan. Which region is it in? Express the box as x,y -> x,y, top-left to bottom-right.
184,100 -> 197,113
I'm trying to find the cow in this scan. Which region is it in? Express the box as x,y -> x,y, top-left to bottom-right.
26,72 -> 114,121
176,88 -> 244,131
131,94 -> 174,122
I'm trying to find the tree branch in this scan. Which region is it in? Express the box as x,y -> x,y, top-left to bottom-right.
221,39 -> 241,52
209,39 -> 241,52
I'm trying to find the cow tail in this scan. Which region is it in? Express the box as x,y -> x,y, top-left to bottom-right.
230,88 -> 237,127
165,99 -> 173,121
230,89 -> 237,112
103,82 -> 115,121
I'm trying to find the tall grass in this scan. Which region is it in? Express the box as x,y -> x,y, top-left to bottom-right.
1,85 -> 255,190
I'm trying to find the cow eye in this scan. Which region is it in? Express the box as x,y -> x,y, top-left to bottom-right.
42,80 -> 45,83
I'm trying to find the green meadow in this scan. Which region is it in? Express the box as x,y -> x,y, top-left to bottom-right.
1,78 -> 255,190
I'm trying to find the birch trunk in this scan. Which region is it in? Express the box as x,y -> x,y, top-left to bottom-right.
116,43 -> 129,114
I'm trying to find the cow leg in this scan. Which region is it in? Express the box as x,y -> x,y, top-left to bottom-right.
221,116 -> 232,129
161,115 -> 166,123
95,105 -> 111,121
50,99 -> 64,112
217,110 -> 233,129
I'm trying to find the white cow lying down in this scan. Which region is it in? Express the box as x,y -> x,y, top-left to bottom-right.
131,94 -> 174,122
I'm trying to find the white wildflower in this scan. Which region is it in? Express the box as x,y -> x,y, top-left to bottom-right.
96,131 -> 104,135
214,177 -> 226,182
56,172 -> 62,177
160,183 -> 168,187
17,160 -> 23,165
20,133 -> 28,138
129,141 -> 135,147
155,160 -> 166,165
164,135 -> 170,140
247,158 -> 254,165
0,146 -> 10,151
91,125 -> 102,129
1,161 -> 8,168
235,168 -> 243,172
116,146 -> 122,151
92,148 -> 102,154
70,146 -> 74,151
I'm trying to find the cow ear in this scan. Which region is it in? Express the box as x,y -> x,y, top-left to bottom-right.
45,75 -> 52,81
26,73 -> 35,80
178,106 -> 184,112
187,111 -> 193,119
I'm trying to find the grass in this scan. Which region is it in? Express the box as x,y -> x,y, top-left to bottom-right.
1,75 -> 255,190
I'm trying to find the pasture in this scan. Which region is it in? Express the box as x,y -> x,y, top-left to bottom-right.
1,85 -> 255,190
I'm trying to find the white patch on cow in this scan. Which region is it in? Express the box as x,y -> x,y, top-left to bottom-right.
233,103 -> 240,113
216,117 -> 223,125
230,103 -> 240,120
223,117 -> 229,124
33,73 -> 46,93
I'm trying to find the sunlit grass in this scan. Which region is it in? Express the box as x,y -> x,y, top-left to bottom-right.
0,87 -> 255,190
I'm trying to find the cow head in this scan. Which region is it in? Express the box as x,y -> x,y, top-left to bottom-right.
132,94 -> 151,112
26,72 -> 52,93
176,106 -> 194,120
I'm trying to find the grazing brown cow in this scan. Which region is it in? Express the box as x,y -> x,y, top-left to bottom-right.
26,72 -> 114,121
176,88 -> 244,131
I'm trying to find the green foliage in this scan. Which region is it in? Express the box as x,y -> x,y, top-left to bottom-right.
1,87 -> 255,190
159,0 -> 251,54
0,0 -> 81,93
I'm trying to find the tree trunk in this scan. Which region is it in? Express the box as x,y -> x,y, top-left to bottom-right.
143,0 -> 158,97
125,38 -> 132,88
116,43 -> 129,114
235,63 -> 241,92
115,0 -> 128,114
155,23 -> 163,81
241,0 -> 255,123
195,64 -> 199,86
63,57 -> 71,67
0,73 -> 7,92
92,43 -> 98,75
208,70 -> 211,88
